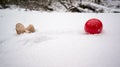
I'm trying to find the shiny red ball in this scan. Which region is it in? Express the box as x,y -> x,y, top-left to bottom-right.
84,18 -> 103,34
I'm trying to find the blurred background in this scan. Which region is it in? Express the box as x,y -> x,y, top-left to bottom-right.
0,0 -> 120,13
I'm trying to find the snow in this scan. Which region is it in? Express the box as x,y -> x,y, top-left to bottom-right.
79,2 -> 120,13
0,9 -> 120,67
103,0 -> 120,8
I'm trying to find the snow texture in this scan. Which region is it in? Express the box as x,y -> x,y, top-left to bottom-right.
0,9 -> 120,67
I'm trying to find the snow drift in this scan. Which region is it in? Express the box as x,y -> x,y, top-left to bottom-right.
0,9 -> 120,67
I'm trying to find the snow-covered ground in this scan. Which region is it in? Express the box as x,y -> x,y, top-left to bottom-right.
0,9 -> 120,67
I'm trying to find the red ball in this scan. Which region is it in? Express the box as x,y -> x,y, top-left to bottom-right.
84,18 -> 103,34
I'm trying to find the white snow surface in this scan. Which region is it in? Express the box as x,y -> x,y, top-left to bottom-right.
0,9 -> 120,67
